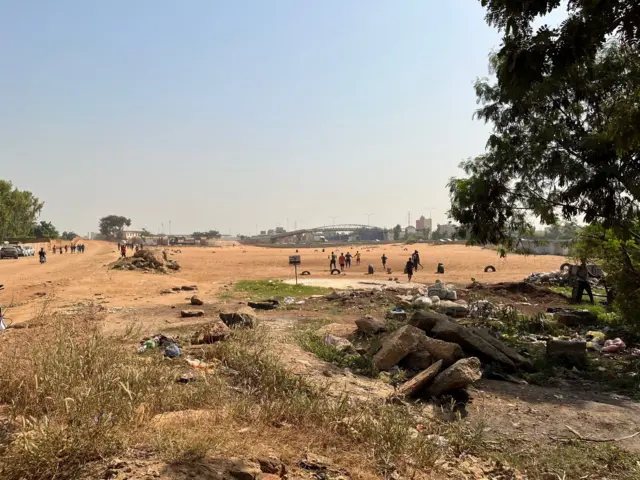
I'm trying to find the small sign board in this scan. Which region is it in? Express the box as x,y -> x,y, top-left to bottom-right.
289,255 -> 301,265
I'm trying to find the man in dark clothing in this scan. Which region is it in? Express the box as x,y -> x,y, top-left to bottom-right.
345,252 -> 352,268
381,254 -> 387,270
405,257 -> 415,282
412,250 -> 422,270
329,252 -> 337,270
39,248 -> 46,264
575,261 -> 594,304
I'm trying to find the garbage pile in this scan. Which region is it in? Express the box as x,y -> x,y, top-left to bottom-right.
524,270 -> 570,286
110,249 -> 180,273
138,333 -> 181,357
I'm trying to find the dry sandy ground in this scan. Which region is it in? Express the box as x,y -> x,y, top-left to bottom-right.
0,241 -> 565,324
1,240 -> 639,475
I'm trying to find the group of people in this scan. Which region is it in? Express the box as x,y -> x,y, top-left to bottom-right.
51,244 -> 85,255
379,250 -> 422,281
329,251 -> 362,271
118,242 -> 143,258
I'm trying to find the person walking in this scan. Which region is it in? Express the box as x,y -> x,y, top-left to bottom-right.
53,245 -> 57,254
405,257 -> 415,282
339,253 -> 346,271
64,245 -> 68,253
39,248 -> 46,264
329,251 -> 337,270
355,251 -> 361,265
120,244 -> 127,258
412,250 -> 423,270
381,253 -> 387,270
345,251 -> 352,268
575,260 -> 594,304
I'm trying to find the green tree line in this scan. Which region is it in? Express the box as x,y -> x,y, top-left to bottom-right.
0,180 -> 45,241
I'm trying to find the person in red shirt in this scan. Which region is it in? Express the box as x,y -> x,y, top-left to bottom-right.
339,253 -> 346,271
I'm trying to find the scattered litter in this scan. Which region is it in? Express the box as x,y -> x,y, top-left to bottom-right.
163,343 -> 181,358
186,358 -> 215,370
602,338 -> 626,353
283,297 -> 295,304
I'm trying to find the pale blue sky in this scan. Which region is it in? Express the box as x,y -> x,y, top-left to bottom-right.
1,0 -> 504,236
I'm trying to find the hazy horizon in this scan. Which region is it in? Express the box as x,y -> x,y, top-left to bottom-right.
2,1 -> 504,236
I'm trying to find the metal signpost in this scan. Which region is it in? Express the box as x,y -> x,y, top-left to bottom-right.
289,255 -> 301,284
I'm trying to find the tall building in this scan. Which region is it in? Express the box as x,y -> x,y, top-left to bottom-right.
416,216 -> 432,232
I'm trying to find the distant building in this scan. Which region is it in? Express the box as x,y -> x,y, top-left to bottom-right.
123,230 -> 144,240
435,223 -> 457,238
405,226 -> 417,236
416,216 -> 432,232
275,227 -> 285,234
260,230 -> 266,235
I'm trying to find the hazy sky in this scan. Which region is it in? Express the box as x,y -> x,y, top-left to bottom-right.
1,0 -> 505,236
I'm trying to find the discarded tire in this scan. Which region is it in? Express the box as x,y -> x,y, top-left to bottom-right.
331,269 -> 341,275
300,271 -> 311,276
560,262 -> 572,271
484,265 -> 496,272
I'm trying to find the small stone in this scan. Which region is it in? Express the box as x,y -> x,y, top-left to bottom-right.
220,306 -> 257,328
355,315 -> 386,334
181,309 -> 204,318
190,295 -> 204,306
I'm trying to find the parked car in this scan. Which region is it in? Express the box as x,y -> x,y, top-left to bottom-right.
0,246 -> 20,259
25,246 -> 34,256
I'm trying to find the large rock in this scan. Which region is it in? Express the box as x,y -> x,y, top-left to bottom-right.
191,321 -> 230,344
181,309 -> 204,318
325,334 -> 355,353
426,357 -> 482,397
220,306 -> 257,328
470,327 -> 533,370
429,317 -> 517,371
427,280 -> 457,301
355,315 -> 386,334
409,310 -> 450,333
417,335 -> 464,367
546,340 -> 586,362
437,300 -> 469,318
396,360 -> 443,397
413,296 -> 433,307
373,325 -> 424,371
554,310 -> 598,327
401,350 -> 433,370
190,295 -> 204,306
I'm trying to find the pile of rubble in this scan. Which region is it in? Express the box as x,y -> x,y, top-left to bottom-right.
524,270 -> 570,286
110,249 -> 180,273
351,309 -> 532,399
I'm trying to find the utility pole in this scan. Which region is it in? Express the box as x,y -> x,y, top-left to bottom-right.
329,216 -> 338,225
169,220 -> 171,235
408,211 -> 411,228
365,213 -> 374,225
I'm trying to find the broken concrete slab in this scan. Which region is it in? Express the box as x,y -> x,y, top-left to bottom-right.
219,306 -> 257,328
470,327 -> 533,370
426,357 -> 482,397
429,317 -> 517,371
397,360 -> 443,397
373,325 -> 424,371
355,315 -> 386,335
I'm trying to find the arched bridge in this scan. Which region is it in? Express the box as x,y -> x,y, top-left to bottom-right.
270,224 -> 383,240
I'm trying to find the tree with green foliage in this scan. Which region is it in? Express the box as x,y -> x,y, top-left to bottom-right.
0,180 -> 44,240
192,230 -> 221,239
98,215 -> 131,240
571,225 -> 640,330
449,42 -> 640,247
33,221 -> 59,239
140,228 -> 151,237
392,224 -> 402,241
61,231 -> 78,241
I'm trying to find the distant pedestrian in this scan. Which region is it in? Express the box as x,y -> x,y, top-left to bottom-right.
339,253 -> 346,271
345,252 -> 352,268
330,251 -> 337,270
412,250 -> 422,270
53,245 -> 57,254
355,251 -> 361,265
405,257 -> 415,282
381,253 -> 387,270
117,242 -> 121,251
39,248 -> 46,264
64,245 -> 68,253
575,260 -> 594,304
120,244 -> 127,258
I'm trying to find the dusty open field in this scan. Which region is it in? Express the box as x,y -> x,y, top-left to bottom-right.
0,241 -> 565,325
2,241 -> 639,479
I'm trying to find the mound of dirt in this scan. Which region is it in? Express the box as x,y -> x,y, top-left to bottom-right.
109,249 -> 180,273
465,281 -> 567,306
